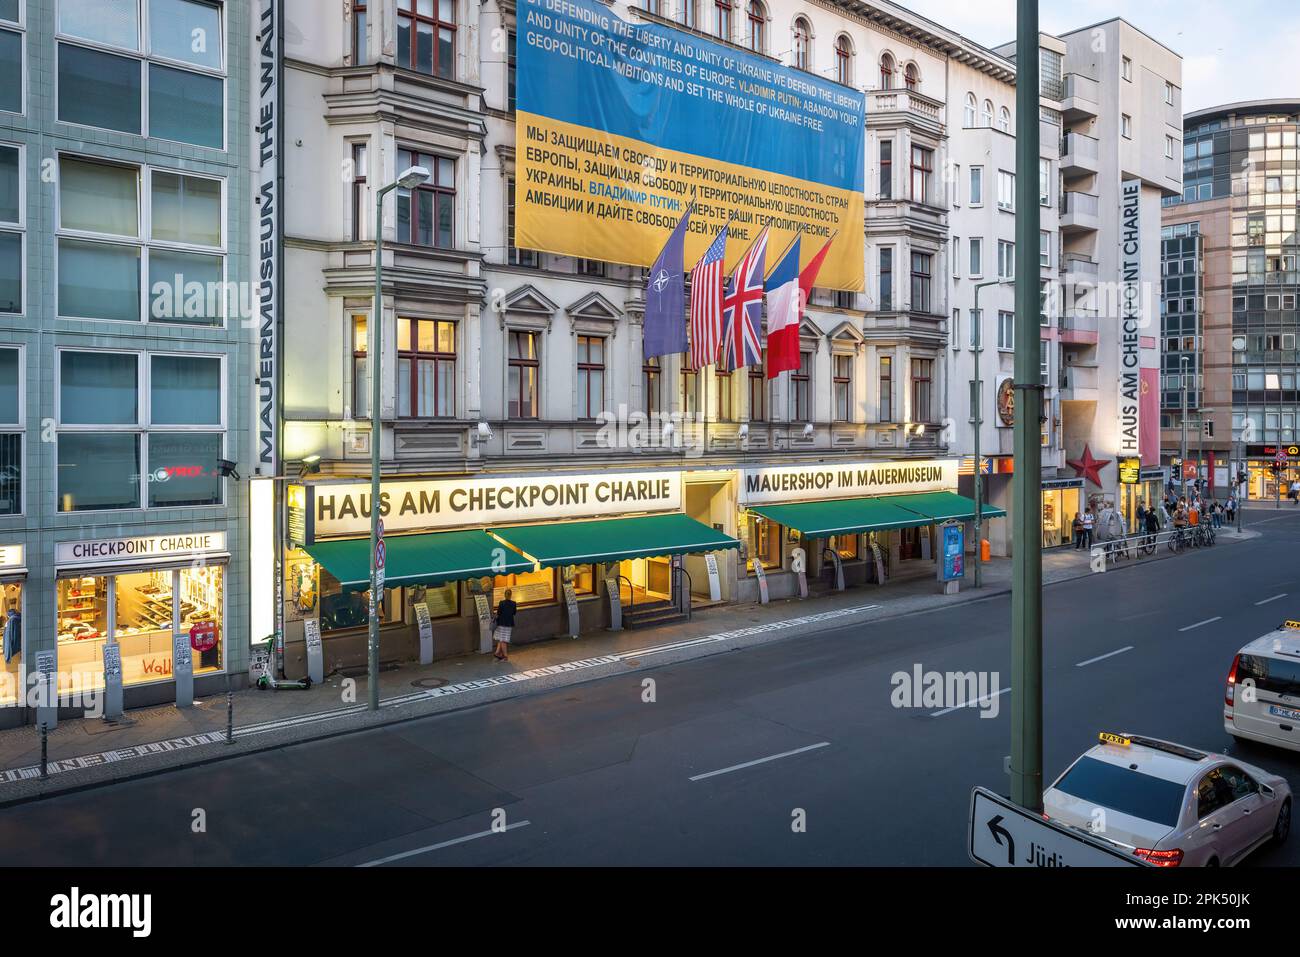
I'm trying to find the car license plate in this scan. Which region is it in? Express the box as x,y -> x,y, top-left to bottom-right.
1268,704 -> 1300,722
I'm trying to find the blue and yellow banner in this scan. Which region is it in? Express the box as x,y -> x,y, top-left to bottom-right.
516,0 -> 866,291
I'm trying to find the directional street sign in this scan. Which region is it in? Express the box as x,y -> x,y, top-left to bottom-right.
968,787 -> 1148,867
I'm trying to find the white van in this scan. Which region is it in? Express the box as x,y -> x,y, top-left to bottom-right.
1225,620 -> 1300,752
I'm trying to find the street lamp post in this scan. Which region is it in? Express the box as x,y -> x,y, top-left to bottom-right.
971,279 -> 1010,589
368,164 -> 430,711
1179,355 -> 1190,501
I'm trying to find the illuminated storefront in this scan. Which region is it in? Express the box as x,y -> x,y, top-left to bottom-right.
1040,478 -> 1083,548
0,546 -> 25,708
52,533 -> 228,696
1244,444 -> 1300,501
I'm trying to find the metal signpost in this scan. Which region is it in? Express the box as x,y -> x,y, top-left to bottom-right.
34,650 -> 55,731
101,644 -> 123,722
303,616 -> 324,684
414,602 -> 433,664
173,632 -> 194,708
969,787 -> 1147,867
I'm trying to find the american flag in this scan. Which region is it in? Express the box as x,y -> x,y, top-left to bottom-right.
689,222 -> 730,370
719,228 -> 769,372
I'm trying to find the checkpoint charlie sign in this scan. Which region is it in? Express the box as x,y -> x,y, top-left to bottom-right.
739,460 -> 958,506
306,471 -> 682,539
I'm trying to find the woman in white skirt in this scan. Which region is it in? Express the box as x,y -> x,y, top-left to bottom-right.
493,589 -> 517,661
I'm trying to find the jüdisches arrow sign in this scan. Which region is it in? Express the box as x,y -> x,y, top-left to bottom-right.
968,787 -> 1149,867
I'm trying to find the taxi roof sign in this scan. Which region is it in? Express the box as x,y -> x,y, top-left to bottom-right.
1283,620 -> 1300,631
1098,732 -> 1131,747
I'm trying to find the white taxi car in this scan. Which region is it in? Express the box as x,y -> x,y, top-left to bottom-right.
1043,732 -> 1291,867
1225,619 -> 1300,752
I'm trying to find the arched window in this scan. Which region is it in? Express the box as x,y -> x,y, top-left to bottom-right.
792,16 -> 811,71
999,106 -> 1011,133
879,52 -> 895,90
903,62 -> 918,91
964,92 -> 976,127
981,98 -> 993,127
746,0 -> 765,52
835,34 -> 853,86
713,0 -> 731,40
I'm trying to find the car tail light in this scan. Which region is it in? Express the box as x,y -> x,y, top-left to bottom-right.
1134,847 -> 1183,867
1226,655 -> 1240,709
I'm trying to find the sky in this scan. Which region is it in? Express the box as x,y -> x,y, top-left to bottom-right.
897,0 -> 1300,113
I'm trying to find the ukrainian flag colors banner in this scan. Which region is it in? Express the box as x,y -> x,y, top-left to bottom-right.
516,0 -> 866,291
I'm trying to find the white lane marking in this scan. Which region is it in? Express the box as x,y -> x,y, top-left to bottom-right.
1118,610 -> 1159,622
1075,646 -> 1134,667
1179,616 -> 1222,632
1256,593 -> 1288,606
929,687 -> 1011,717
357,821 -> 531,867
688,742 -> 830,782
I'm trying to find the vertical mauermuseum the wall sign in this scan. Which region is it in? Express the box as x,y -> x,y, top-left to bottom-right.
1118,179 -> 1142,460
256,0 -> 281,477
739,460 -> 957,506
307,471 -> 683,538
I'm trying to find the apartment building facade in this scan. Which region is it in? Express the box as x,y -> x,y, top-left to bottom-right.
0,0 -> 253,725
1160,99 -> 1300,501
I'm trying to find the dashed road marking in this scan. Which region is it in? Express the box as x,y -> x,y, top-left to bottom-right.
1256,593 -> 1287,606
689,742 -> 831,781
357,821 -> 531,867
1179,616 -> 1222,632
930,687 -> 1011,717
1076,646 -> 1134,667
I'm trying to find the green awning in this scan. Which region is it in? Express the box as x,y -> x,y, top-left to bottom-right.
748,492 -> 1007,537
748,498 -> 934,537
305,530 -> 533,591
892,491 -> 1007,522
491,513 -> 739,568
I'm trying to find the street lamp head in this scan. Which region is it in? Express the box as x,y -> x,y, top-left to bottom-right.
396,165 -> 430,190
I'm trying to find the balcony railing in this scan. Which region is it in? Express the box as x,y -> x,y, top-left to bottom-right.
1061,255 -> 1098,276
866,89 -> 944,125
1060,191 -> 1100,217
1061,131 -> 1099,160
1063,73 -> 1099,106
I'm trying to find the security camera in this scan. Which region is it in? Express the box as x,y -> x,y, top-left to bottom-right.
476,421 -> 493,441
802,422 -> 814,437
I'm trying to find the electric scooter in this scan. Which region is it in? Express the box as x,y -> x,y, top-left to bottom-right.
254,636 -> 313,690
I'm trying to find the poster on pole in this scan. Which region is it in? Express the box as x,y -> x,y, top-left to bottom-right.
516,0 -> 865,290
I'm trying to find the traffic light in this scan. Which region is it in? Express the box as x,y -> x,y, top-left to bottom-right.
1238,470 -> 1248,486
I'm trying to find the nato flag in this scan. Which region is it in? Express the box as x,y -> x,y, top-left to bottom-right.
643,206 -> 692,358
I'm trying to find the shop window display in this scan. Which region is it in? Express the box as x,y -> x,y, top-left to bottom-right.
0,582 -> 20,706
828,534 -> 860,561
411,581 -> 458,619
745,514 -> 782,571
318,566 -> 402,633
493,567 -> 554,607
56,566 -> 226,691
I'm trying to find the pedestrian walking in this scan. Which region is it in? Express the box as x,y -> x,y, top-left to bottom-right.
1290,479 -> 1300,505
1072,512 -> 1084,549
1081,506 -> 1095,550
492,588 -> 517,662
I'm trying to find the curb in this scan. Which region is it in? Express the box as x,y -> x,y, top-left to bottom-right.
0,533 -> 1252,807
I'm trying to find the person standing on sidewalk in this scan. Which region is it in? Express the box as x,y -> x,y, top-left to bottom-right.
493,589 -> 517,662
1081,506 -> 1096,551
1227,493 -> 1237,525
1072,512 -> 1084,549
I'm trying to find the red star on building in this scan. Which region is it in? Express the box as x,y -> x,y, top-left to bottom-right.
1067,443 -> 1111,487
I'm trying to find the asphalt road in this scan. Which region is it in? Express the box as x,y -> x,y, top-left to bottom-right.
7,510 -> 1300,866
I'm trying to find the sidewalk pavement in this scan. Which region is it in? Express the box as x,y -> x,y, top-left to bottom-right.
0,528 -> 1256,805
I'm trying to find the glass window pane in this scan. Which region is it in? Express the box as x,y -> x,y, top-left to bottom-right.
60,0 -> 140,49
0,145 -> 17,223
437,27 -> 453,78
396,190 -> 410,243
437,358 -> 453,414
149,64 -> 222,148
61,351 -> 138,424
113,570 -> 175,686
149,0 -> 222,69
0,433 -> 18,516
148,249 -> 223,324
438,321 -> 454,353
150,354 -> 220,424
58,240 -> 140,321
397,357 -> 411,416
437,193 -> 452,247
0,1 -> 16,23
60,158 -> 139,237
151,172 -> 221,245
148,433 -> 221,506
0,29 -> 18,114
416,320 -> 435,352
179,565 -> 223,673
58,434 -> 140,511
58,44 -> 142,133
417,190 -> 433,245
57,576 -> 109,693
417,22 -> 433,73
0,232 -> 18,313
416,359 -> 434,415
0,348 -> 17,422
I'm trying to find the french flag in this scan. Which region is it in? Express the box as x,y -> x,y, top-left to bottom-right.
764,237 -> 802,379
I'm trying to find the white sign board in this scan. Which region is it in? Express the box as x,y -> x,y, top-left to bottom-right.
739,460 -> 957,506
56,532 -> 228,569
969,787 -> 1147,868
1117,178 -> 1143,460
414,602 -> 433,664
311,471 -> 682,537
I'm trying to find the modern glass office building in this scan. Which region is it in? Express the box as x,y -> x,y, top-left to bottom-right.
1162,100 -> 1300,498
0,0 -> 253,722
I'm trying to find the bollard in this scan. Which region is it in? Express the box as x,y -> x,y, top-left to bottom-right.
39,723 -> 47,780
226,690 -> 234,745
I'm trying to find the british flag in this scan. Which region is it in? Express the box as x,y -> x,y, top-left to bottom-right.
689,222 -> 730,369
719,227 -> 769,372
